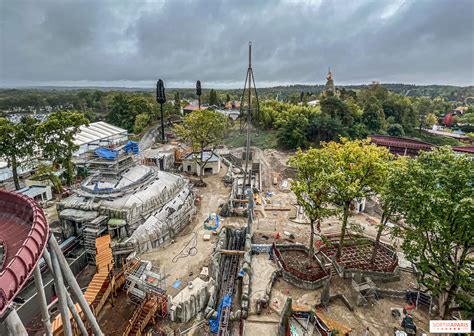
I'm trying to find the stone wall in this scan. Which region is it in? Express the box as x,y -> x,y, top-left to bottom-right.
169,278 -> 214,323
273,244 -> 329,290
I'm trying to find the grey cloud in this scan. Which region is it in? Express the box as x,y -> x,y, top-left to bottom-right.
0,0 -> 473,87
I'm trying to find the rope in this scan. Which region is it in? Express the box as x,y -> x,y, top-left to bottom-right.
172,232 -> 198,263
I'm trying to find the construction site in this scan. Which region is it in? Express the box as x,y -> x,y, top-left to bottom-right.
0,45 -> 434,336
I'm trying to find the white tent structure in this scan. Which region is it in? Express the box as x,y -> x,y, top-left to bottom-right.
73,121 -> 128,156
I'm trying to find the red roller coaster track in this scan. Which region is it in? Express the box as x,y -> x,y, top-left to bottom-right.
0,189 -> 49,317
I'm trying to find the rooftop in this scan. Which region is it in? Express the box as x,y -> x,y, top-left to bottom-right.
184,151 -> 220,162
73,121 -> 128,146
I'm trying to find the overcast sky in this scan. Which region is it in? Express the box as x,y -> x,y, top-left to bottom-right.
1,0 -> 473,88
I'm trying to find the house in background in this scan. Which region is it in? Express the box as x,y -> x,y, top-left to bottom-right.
183,105 -> 208,115
182,150 -> 221,176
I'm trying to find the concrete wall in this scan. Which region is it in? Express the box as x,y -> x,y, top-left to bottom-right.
183,158 -> 221,176
169,278 -> 213,323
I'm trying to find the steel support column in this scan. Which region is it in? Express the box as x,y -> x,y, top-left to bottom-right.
49,235 -> 104,335
33,263 -> 52,336
49,244 -> 73,336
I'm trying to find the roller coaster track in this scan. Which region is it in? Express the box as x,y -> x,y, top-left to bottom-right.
0,189 -> 49,317
217,229 -> 245,336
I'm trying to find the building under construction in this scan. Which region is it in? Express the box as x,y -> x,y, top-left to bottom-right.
58,130 -> 197,263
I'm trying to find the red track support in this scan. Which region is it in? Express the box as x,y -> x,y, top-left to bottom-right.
0,190 -> 49,317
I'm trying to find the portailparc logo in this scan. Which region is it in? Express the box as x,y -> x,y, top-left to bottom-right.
430,320 -> 471,333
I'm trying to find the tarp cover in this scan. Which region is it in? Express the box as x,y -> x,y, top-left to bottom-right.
209,294 -> 232,333
124,140 -> 139,154
95,147 -> 118,159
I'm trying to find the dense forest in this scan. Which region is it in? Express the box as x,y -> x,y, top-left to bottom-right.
1,83 -> 472,149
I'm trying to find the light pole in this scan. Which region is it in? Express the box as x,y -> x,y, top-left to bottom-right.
156,79 -> 166,142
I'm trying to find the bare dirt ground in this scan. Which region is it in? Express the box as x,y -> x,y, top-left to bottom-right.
97,147 -> 429,335
98,290 -> 136,335
140,164 -> 247,297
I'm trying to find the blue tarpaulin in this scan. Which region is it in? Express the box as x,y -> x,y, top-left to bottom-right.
95,147 -> 118,160
209,294 -> 232,334
123,141 -> 139,154
204,213 -> 220,231
171,279 -> 182,289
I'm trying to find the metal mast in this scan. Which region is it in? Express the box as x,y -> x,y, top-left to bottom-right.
239,42 -> 260,193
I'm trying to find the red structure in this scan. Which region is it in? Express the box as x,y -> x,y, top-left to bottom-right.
0,189 -> 49,316
369,135 -> 433,156
370,135 -> 474,156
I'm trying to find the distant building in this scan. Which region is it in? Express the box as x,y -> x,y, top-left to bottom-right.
323,68 -> 340,97
142,144 -> 177,171
182,150 -> 221,176
183,105 -> 208,115
18,185 -> 53,203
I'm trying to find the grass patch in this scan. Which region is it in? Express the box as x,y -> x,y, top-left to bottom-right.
404,130 -> 463,146
224,127 -> 279,149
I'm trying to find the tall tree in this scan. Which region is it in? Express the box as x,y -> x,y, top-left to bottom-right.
289,149 -> 335,259
209,89 -> 219,106
107,93 -> 153,131
174,92 -> 182,115
370,157 -> 405,265
133,113 -> 150,134
390,148 -> 473,319
174,109 -> 229,183
37,111 -> 89,186
0,117 -> 38,190
362,96 -> 386,132
324,138 -> 391,259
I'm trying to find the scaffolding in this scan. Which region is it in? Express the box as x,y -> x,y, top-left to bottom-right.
84,215 -> 109,265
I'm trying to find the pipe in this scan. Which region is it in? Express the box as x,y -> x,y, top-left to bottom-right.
4,309 -> 28,336
33,263 -> 53,336
43,250 -> 88,335
49,235 -> 104,335
66,294 -> 88,336
49,245 -> 73,336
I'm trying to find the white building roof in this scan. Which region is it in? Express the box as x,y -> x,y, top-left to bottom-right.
73,121 -> 127,146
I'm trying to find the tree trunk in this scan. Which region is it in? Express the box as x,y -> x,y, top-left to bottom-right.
370,211 -> 387,266
11,156 -> 20,190
336,202 -> 351,259
65,158 -> 74,186
441,284 -> 458,319
199,149 -> 204,183
308,219 -> 315,260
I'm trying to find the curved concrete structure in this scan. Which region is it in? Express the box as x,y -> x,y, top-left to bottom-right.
0,190 -> 49,317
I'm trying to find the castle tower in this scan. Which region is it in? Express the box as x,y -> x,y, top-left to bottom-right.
324,67 -> 336,96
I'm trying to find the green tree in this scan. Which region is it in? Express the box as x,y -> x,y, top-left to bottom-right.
174,92 -> 182,115
209,89 -> 219,106
362,96 -> 386,132
133,113 -> 150,134
107,93 -> 153,131
37,111 -> 89,186
226,93 -> 231,103
424,113 -> 437,129
321,96 -> 353,127
289,149 -> 335,259
174,109 -> 229,183
324,138 -> 391,259
370,157 -> 405,265
387,123 -> 405,136
0,117 -> 38,190
390,148 -> 473,318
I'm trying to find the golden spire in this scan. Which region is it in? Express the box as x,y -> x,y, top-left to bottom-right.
327,67 -> 333,81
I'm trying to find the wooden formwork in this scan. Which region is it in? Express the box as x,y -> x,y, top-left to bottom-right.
51,235 -> 114,335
